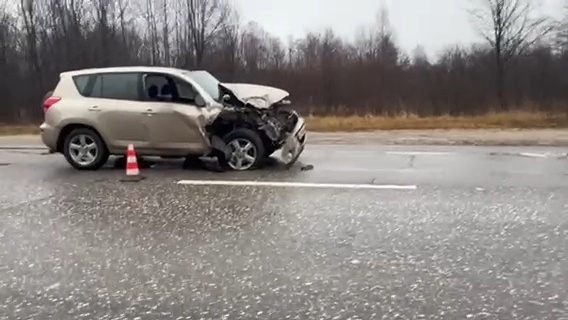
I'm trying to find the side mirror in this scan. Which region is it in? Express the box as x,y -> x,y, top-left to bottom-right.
222,94 -> 231,102
195,95 -> 206,107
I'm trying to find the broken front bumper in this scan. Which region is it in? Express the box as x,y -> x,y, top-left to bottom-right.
280,115 -> 307,167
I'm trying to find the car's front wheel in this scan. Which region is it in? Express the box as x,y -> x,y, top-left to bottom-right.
63,128 -> 109,170
222,128 -> 265,171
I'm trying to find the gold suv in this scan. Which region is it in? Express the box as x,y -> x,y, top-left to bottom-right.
40,67 -> 306,171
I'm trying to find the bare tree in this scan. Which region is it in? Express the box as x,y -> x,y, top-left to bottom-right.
469,0 -> 554,109
555,4 -> 568,51
186,0 -> 230,67
160,0 -> 171,65
215,10 -> 241,79
0,3 -> 18,121
20,0 -> 41,81
411,45 -> 429,66
143,0 -> 159,64
1,0 -> 568,123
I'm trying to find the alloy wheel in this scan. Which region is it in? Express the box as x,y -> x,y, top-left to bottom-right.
227,138 -> 257,170
68,134 -> 99,167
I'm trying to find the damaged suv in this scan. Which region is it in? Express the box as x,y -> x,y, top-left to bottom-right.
39,66 -> 306,171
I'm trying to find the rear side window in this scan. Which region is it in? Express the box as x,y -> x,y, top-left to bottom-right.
73,75 -> 91,95
72,73 -> 140,100
100,73 -> 140,100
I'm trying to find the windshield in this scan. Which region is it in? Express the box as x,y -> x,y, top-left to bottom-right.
183,70 -> 221,101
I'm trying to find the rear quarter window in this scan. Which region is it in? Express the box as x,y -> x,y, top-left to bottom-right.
72,75 -> 93,96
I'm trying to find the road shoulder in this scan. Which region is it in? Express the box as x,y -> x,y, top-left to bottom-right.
2,129 -> 568,147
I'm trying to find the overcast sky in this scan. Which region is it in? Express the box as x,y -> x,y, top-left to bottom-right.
234,0 -> 564,60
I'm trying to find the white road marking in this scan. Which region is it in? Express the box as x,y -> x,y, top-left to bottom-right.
386,151 -> 453,156
176,180 -> 417,190
519,152 -> 554,158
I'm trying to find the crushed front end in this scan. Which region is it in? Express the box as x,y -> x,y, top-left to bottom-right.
205,82 -> 307,168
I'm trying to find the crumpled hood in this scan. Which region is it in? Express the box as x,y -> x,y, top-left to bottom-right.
219,83 -> 289,109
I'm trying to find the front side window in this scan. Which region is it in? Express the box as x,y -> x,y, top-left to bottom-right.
143,73 -> 198,104
174,78 -> 197,101
184,70 -> 220,101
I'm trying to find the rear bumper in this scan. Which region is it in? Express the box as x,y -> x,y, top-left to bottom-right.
39,123 -> 58,152
280,114 -> 306,166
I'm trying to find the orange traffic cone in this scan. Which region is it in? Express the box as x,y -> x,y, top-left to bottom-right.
119,144 -> 146,182
126,144 -> 139,176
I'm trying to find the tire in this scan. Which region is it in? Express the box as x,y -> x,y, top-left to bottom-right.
63,127 -> 109,170
221,128 -> 265,171
264,145 -> 278,158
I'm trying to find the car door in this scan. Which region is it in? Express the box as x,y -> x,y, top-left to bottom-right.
83,72 -> 151,152
140,72 -> 211,155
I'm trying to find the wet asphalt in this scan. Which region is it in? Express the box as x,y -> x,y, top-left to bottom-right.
1,144 -> 568,319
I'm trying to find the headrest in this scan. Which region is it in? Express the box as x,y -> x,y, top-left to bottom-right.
148,85 -> 159,98
161,84 -> 172,96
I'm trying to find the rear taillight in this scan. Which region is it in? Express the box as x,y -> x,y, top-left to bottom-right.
43,96 -> 61,112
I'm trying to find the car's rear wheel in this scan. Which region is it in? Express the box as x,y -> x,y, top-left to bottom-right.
63,128 -> 109,170
222,128 -> 265,171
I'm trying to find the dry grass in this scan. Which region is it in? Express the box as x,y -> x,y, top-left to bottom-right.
0,124 -> 40,136
1,112 -> 568,136
305,111 -> 568,132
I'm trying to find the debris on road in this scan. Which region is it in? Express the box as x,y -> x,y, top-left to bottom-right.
301,164 -> 314,171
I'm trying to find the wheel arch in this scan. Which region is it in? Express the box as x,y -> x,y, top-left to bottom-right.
206,113 -> 276,152
56,123 -> 107,153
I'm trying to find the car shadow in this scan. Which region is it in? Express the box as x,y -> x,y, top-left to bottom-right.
109,155 -> 312,173
44,153 -> 314,182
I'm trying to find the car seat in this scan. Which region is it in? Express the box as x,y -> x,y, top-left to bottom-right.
148,85 -> 159,99
161,84 -> 172,97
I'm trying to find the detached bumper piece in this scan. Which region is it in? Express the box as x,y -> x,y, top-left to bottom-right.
280,116 -> 306,168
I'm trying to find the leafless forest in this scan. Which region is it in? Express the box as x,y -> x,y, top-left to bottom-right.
1,0 -> 567,123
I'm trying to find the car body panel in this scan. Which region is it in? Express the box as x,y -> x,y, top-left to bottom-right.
41,70 -> 152,154
39,122 -> 58,152
141,101 -> 220,155
86,97 -> 152,152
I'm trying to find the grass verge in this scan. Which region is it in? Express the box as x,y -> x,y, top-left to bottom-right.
305,112 -> 568,132
1,112 -> 568,136
0,124 -> 40,136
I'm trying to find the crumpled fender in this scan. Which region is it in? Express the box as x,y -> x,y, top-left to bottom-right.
210,135 -> 231,160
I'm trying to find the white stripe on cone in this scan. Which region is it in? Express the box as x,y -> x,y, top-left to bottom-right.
126,144 -> 139,176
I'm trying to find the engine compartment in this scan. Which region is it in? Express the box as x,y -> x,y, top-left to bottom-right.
205,85 -> 299,146
205,100 -> 299,145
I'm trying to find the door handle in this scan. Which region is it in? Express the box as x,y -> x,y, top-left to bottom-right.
88,106 -> 101,111
143,109 -> 156,115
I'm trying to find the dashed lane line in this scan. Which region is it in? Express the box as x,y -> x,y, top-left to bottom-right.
386,151 -> 454,156
177,180 -> 417,190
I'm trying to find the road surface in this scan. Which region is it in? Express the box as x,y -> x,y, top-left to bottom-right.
0,142 -> 567,319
